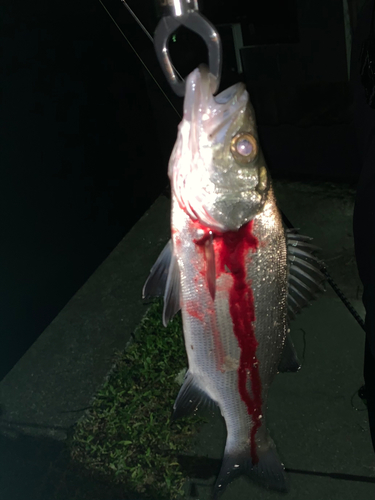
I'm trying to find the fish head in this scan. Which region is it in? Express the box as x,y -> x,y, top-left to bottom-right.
169,65 -> 270,232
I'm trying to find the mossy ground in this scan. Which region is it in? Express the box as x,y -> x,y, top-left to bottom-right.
68,299 -> 206,499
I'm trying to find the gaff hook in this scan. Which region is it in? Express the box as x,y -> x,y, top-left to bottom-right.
154,0 -> 222,97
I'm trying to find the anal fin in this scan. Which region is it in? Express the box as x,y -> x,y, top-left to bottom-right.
213,447 -> 287,499
172,370 -> 218,420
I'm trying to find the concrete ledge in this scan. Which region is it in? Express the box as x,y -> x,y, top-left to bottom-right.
0,195 -> 171,440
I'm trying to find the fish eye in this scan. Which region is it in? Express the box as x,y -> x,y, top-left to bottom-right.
230,133 -> 258,163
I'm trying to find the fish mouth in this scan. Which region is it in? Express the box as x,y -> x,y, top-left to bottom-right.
184,65 -> 247,126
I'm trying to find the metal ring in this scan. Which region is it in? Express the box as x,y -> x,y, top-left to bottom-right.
154,12 -> 222,97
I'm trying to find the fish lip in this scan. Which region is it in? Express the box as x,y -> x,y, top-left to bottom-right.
214,80 -> 246,106
183,65 -> 215,122
184,65 -> 247,121
184,65 -> 248,155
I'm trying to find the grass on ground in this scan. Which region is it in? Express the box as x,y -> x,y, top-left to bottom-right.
68,298 -> 206,500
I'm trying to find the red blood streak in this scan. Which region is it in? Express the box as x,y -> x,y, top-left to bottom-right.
194,220 -> 262,463
217,222 -> 261,463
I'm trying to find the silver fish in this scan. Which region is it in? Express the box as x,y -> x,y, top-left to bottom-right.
143,65 -> 324,496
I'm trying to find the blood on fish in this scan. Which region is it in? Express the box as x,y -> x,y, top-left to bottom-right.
193,231 -> 211,247
217,222 -> 262,464
229,230 -> 261,460
172,231 -> 182,250
186,301 -> 205,322
192,223 -> 226,373
194,220 -> 262,463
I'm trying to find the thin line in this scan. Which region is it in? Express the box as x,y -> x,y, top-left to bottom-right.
300,328 -> 307,361
281,210 -> 365,332
98,0 -> 181,119
120,0 -> 185,83
120,0 -> 153,42
285,467 -> 375,484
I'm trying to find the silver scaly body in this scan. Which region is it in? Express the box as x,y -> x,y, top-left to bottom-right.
143,66 -> 324,496
171,187 -> 288,493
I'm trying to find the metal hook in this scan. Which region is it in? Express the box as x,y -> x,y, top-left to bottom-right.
154,0 -> 222,96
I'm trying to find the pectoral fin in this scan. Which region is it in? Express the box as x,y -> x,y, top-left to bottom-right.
142,239 -> 181,326
142,240 -> 172,299
162,250 -> 181,327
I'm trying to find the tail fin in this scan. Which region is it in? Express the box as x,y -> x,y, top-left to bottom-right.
213,446 -> 287,498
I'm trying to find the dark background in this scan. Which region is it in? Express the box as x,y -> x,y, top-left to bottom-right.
0,0 -> 365,379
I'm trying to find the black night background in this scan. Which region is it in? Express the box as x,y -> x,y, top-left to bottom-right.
1,1 -> 374,500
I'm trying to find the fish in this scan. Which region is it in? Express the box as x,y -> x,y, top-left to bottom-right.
143,65 -> 324,496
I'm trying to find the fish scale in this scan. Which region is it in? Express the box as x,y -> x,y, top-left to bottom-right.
173,186 -> 288,467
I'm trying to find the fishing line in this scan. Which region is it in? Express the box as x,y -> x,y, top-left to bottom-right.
300,328 -> 307,362
321,264 -> 366,331
285,468 -> 375,484
120,0 -> 154,42
351,388 -> 367,411
98,0 -> 181,119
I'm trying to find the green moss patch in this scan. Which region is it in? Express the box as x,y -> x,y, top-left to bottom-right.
69,299 -> 206,499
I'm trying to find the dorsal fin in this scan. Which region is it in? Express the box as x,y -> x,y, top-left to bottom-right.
286,228 -> 325,319
162,251 -> 181,327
